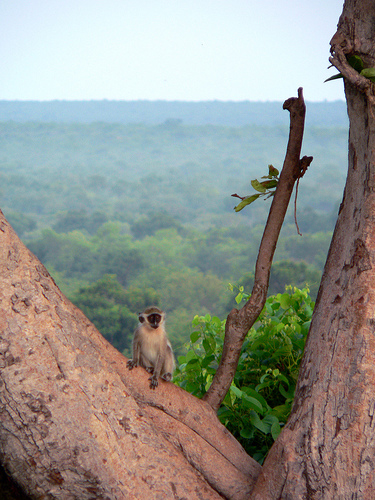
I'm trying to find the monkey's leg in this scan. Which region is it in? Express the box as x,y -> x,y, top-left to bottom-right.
161,373 -> 172,382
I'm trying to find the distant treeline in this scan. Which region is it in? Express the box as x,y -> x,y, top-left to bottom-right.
0,99 -> 348,127
0,106 -> 348,353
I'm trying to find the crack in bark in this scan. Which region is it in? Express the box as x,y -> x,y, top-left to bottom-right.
43,336 -> 67,380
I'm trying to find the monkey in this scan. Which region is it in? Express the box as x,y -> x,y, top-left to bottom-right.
126,306 -> 175,389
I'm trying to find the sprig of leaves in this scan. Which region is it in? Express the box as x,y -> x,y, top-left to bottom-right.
325,54 -> 375,83
232,164 -> 279,212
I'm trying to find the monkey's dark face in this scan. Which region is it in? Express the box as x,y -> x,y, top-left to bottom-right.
139,313 -> 162,329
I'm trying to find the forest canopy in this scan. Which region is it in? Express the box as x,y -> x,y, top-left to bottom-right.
0,100 -> 347,353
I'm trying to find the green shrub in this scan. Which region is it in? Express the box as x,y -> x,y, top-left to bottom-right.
174,286 -> 314,463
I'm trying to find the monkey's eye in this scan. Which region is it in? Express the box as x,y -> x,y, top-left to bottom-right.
148,314 -> 161,324
139,316 -> 145,323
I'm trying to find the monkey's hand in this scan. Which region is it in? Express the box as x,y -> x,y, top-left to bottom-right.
127,359 -> 137,370
145,366 -> 154,374
161,372 -> 172,382
149,375 -> 159,389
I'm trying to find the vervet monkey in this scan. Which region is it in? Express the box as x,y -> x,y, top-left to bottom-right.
127,306 -> 175,389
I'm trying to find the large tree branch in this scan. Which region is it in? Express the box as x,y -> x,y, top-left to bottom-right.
203,88 -> 313,411
0,211 -> 261,499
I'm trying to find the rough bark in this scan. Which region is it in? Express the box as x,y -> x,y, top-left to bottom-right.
204,89 -> 312,411
0,212 -> 260,499
251,1 -> 375,498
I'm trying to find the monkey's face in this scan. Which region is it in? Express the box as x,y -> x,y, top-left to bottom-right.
139,312 -> 162,329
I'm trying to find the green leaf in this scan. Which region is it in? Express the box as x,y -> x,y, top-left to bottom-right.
190,331 -> 200,343
279,383 -> 295,400
202,354 -> 215,368
260,179 -> 278,190
348,55 -> 364,73
271,420 -> 281,440
251,179 -> 267,193
186,349 -> 197,362
271,404 -> 292,420
186,358 -> 200,369
241,394 -> 264,412
262,414 -> 279,430
279,293 -> 291,309
203,337 -> 215,355
241,387 -> 269,409
234,193 -> 261,212
360,67 -> 375,83
211,316 -> 222,329
277,373 -> 290,385
240,428 -> 254,439
274,322 -> 284,333
249,410 -> 268,433
324,73 -> 343,83
230,385 -> 242,398
268,164 -> 279,178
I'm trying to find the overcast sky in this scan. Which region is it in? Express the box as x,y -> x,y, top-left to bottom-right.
1,0 -> 345,102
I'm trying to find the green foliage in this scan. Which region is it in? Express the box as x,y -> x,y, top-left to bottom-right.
325,54 -> 375,83
130,211 -> 182,239
28,225 -> 144,287
234,260 -> 321,300
53,209 -> 108,234
175,286 -> 314,463
0,120 -> 347,231
232,164 -> 279,212
24,219 -> 323,352
6,210 -> 37,237
0,116 -> 341,366
174,313 -> 224,397
69,275 -> 138,353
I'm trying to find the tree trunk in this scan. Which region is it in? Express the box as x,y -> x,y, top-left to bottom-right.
0,212 -> 260,499
251,1 -> 375,498
2,2 -> 374,498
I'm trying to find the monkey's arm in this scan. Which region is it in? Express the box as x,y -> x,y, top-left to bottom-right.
161,344 -> 175,382
148,341 -> 167,389
126,332 -> 141,370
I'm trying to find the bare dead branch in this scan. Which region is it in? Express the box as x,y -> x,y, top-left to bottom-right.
203,88 -> 313,411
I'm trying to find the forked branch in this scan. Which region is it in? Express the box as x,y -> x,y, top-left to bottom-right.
203,88 -> 313,411
329,39 -> 375,102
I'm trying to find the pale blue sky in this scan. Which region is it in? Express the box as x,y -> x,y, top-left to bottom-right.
1,0 -> 345,102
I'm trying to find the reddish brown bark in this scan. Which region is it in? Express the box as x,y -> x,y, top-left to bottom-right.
204,88 -> 312,411
2,3 -> 374,498
0,212 -> 260,499
251,1 -> 375,498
